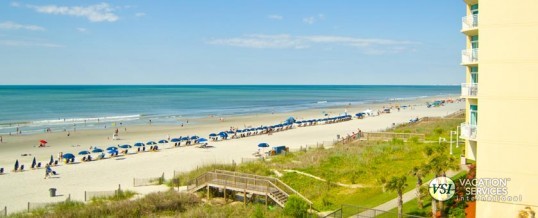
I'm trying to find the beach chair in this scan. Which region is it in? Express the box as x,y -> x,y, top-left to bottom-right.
37,162 -> 42,168
20,165 -> 24,171
0,168 -> 4,174
82,156 -> 87,162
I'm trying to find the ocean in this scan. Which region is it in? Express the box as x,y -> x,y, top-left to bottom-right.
0,85 -> 459,135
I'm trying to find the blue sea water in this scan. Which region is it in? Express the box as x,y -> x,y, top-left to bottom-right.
0,85 -> 459,134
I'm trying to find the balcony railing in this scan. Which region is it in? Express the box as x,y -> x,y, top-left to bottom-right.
462,14 -> 478,31
460,123 -> 477,140
462,49 -> 478,64
461,83 -> 478,97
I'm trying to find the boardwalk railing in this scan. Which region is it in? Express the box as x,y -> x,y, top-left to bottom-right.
324,204 -> 427,218
84,185 -> 122,201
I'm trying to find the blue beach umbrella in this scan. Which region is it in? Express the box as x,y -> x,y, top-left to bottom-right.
119,144 -> 131,149
78,150 -> 90,155
134,142 -> 145,147
226,131 -> 234,134
258,143 -> 270,148
92,148 -> 104,153
209,133 -> 217,137
146,141 -> 157,145
198,138 -> 208,143
218,132 -> 228,137
286,117 -> 296,124
158,139 -> 168,144
170,138 -> 181,142
180,137 -> 189,141
190,136 -> 199,140
62,153 -> 75,159
106,147 -> 117,151
32,157 -> 36,168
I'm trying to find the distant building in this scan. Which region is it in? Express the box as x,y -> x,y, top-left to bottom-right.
461,0 -> 538,216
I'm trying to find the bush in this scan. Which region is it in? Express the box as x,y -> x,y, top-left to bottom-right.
283,195 -> 309,218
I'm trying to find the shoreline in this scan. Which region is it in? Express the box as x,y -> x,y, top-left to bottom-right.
0,96 -> 463,214
0,93 -> 457,135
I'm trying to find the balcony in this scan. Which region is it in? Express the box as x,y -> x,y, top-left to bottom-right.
460,123 -> 477,140
461,15 -> 478,34
461,49 -> 478,65
461,83 -> 478,98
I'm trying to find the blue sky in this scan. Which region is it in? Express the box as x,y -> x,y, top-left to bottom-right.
0,1 -> 465,85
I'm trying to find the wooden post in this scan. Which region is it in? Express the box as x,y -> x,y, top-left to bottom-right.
224,187 -> 227,203
207,186 -> 210,200
27,202 -> 30,212
265,195 -> 268,207
84,191 -> 87,202
243,190 -> 247,205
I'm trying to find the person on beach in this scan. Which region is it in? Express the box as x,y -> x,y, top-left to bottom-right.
44,164 -> 52,179
0,136 -> 2,143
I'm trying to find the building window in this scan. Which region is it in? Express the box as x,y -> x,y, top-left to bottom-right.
470,105 -> 478,125
471,35 -> 479,49
470,67 -> 478,83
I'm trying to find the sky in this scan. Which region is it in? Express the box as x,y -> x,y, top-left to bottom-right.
0,1 -> 465,85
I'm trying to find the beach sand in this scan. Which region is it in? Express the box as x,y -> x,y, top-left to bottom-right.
0,97 -> 463,214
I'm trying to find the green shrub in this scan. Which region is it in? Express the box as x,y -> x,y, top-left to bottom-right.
283,195 -> 309,218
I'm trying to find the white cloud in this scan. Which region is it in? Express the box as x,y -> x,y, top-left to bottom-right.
0,39 -> 62,48
268,14 -> 283,20
11,2 -> 21,7
207,34 -> 416,54
135,12 -> 146,17
28,3 -> 119,22
303,14 -> 325,25
76,27 -> 87,32
0,21 -> 45,31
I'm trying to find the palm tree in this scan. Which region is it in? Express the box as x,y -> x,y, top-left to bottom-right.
425,144 -> 460,217
409,164 -> 429,209
384,175 -> 408,218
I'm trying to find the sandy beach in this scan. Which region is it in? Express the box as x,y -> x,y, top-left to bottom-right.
0,97 -> 463,214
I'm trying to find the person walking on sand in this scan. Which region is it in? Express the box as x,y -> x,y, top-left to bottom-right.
44,164 -> 52,179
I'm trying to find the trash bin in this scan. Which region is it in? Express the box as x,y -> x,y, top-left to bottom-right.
49,188 -> 57,197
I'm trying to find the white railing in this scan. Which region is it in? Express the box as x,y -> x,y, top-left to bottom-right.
460,123 -> 477,140
462,14 -> 478,30
462,49 -> 478,64
461,83 -> 478,97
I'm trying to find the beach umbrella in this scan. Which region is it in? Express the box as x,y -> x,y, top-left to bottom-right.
78,150 -> 90,155
108,150 -> 117,154
180,137 -> 189,141
92,148 -> 104,153
62,153 -> 75,159
258,143 -> 270,148
119,144 -> 131,149
198,138 -> 208,143
170,138 -> 181,142
32,157 -> 36,168
209,133 -> 217,137
218,132 -> 228,137
49,155 -> 53,165
134,142 -> 145,147
158,139 -> 168,144
146,141 -> 157,145
39,139 -> 47,144
286,117 -> 296,124
14,159 -> 19,171
190,136 -> 199,140
226,130 -> 234,134
106,147 -> 117,151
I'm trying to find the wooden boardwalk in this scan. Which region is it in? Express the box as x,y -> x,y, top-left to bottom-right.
187,170 -> 312,208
